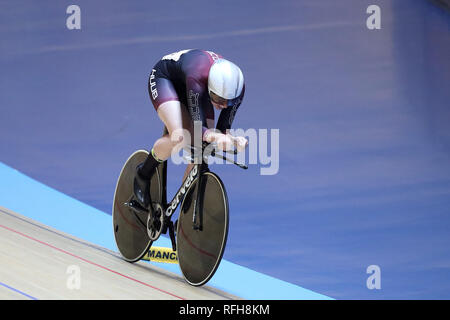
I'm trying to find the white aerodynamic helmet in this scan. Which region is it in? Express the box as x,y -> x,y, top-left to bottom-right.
208,58 -> 244,107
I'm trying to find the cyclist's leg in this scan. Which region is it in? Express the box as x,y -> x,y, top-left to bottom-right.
154,100 -> 192,160
180,102 -> 215,182
133,72 -> 181,207
138,75 -> 181,179
160,100 -> 210,183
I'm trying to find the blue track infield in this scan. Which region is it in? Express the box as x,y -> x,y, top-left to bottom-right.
0,161 -> 332,300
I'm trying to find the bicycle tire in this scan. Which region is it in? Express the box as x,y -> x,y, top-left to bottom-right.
112,150 -> 162,262
176,171 -> 229,286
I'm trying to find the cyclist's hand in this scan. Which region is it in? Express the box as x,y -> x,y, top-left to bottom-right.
233,136 -> 248,152
215,134 -> 234,151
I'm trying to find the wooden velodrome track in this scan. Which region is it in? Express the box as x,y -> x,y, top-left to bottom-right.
0,206 -> 240,300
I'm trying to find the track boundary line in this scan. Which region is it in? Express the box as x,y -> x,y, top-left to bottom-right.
0,223 -> 185,300
0,207 -> 117,257
0,281 -> 38,300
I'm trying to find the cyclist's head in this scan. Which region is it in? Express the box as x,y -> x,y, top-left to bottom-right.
208,58 -> 244,108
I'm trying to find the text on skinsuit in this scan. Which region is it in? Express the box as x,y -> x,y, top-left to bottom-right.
149,69 -> 158,100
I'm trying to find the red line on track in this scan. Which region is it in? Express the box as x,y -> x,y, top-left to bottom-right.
0,223 -> 185,300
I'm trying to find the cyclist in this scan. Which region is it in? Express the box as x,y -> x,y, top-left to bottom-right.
134,49 -> 248,208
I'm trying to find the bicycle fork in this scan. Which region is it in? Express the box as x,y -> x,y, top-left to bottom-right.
192,162 -> 208,231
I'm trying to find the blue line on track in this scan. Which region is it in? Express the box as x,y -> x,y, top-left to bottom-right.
0,281 -> 38,300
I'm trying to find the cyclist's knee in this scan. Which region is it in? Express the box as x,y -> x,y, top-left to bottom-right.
170,128 -> 191,149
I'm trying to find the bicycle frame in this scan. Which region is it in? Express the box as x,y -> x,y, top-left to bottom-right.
163,158 -> 203,218
159,146 -> 210,233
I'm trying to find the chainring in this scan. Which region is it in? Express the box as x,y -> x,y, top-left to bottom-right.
147,202 -> 165,241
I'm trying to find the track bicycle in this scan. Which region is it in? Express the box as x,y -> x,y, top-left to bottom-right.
112,127 -> 247,286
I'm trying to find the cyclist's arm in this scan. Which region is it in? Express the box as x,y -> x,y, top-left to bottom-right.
215,84 -> 245,134
204,86 -> 246,151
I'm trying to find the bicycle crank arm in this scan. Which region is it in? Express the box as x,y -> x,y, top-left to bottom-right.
168,220 -> 176,252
